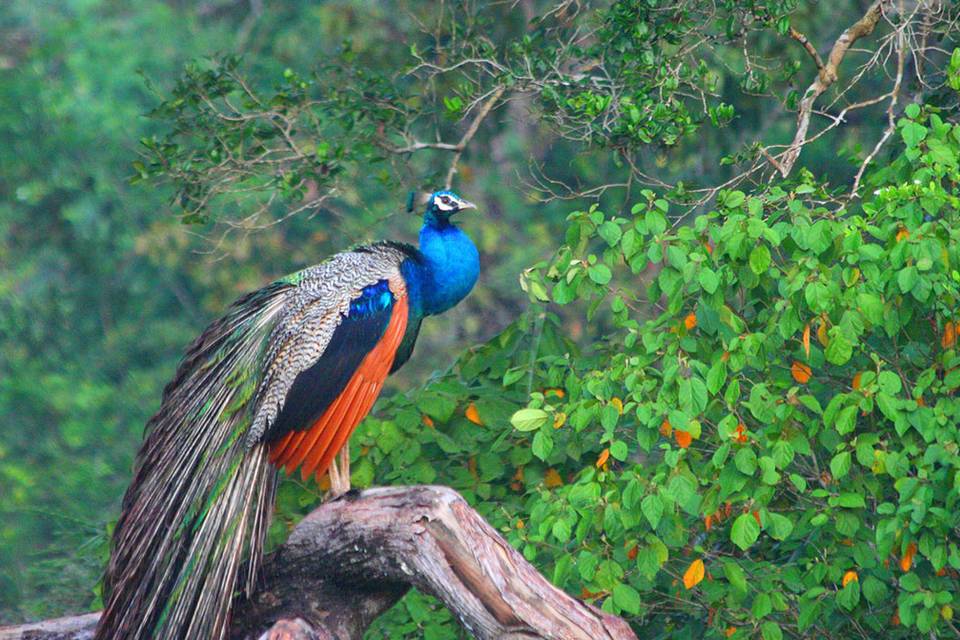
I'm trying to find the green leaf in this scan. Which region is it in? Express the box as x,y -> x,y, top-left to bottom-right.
749,244 -> 771,275
511,408 -> 549,432
753,592 -> 772,619
898,266 -> 918,293
761,621 -> 783,640
834,492 -> 865,508
835,405 -> 858,435
598,221 -> 622,247
699,267 -> 719,293
588,264 -> 612,285
610,440 -> 628,461
830,451 -> 852,479
825,331 -> 853,365
731,513 -> 760,550
723,560 -> 748,595
642,494 -> 664,529
734,447 -> 757,475
612,583 -> 642,615
531,431 -> 553,460
765,512 -> 793,540
900,120 -> 928,148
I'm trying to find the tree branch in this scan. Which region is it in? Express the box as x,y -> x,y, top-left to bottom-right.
0,486 -> 637,640
777,0 -> 887,177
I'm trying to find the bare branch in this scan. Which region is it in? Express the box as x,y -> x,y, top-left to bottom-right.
445,85 -> 507,188
851,2 -> 909,199
788,26 -> 825,71
778,0 -> 887,177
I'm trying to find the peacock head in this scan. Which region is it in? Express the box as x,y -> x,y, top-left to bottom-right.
423,190 -> 476,227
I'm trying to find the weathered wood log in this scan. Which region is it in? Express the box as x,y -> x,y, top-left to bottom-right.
0,486 -> 637,640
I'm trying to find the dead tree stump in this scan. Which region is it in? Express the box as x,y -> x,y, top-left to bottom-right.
0,486 -> 637,640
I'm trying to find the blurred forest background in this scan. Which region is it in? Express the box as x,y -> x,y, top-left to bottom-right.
3,1 -> 960,638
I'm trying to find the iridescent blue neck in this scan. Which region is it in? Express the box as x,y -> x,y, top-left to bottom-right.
416,216 -> 479,316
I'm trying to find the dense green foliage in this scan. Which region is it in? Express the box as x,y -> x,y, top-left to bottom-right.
3,1 -> 960,638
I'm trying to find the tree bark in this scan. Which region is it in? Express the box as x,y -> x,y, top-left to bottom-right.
0,486 -> 637,640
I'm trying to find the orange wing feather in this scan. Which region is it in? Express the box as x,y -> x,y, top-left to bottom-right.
270,292 -> 409,481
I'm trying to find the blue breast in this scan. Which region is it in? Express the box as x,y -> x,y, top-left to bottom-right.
417,223 -> 479,316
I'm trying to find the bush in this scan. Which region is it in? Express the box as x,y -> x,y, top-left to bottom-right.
499,107 -> 960,638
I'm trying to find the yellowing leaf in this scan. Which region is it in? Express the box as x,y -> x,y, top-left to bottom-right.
842,570 -> 858,587
802,322 -> 811,359
683,558 -> 705,589
553,411 -> 567,429
465,402 -> 483,425
816,321 -> 829,347
943,321 -> 956,349
791,361 -> 812,384
596,448 -> 610,468
896,227 -> 910,242
544,468 -> 563,488
611,397 -> 624,415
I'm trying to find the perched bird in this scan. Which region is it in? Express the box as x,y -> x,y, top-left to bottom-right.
96,190 -> 480,640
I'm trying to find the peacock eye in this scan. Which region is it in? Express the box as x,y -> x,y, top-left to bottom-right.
440,196 -> 451,204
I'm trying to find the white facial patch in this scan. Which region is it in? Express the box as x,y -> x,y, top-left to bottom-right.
435,195 -> 458,211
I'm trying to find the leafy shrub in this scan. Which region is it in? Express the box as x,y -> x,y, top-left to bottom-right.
350,106 -> 960,638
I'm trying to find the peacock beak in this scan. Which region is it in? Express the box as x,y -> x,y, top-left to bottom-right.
457,199 -> 477,211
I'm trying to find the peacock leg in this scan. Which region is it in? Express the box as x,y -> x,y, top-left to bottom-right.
327,458 -> 342,496
339,446 -> 351,491
326,446 -> 351,496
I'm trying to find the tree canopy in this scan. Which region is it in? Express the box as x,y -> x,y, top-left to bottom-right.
2,1 -> 960,638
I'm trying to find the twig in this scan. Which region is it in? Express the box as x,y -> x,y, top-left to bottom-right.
788,26 -> 825,71
778,0 -> 887,178
850,3 -> 908,199
445,85 -> 507,188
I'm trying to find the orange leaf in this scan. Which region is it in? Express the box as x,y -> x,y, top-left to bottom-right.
842,570 -> 858,587
900,542 -> 916,572
544,468 -> 563,488
896,227 -> 910,242
675,429 -> 692,449
683,558 -> 705,589
516,519 -> 525,529
891,612 -> 900,626
465,402 -> 483,425
802,323 -> 811,359
659,419 -> 673,437
596,448 -> 610,468
684,312 -> 698,330
724,627 -> 736,638
943,321 -> 956,349
791,361 -> 812,384
752,510 -> 761,526
704,514 -> 713,531
421,414 -> 435,428
626,543 -> 638,560
852,372 -> 863,391
545,387 -> 566,398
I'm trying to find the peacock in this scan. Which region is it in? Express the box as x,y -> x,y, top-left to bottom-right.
96,190 -> 480,639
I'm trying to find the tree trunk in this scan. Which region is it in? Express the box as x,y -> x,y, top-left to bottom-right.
0,486 -> 638,640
